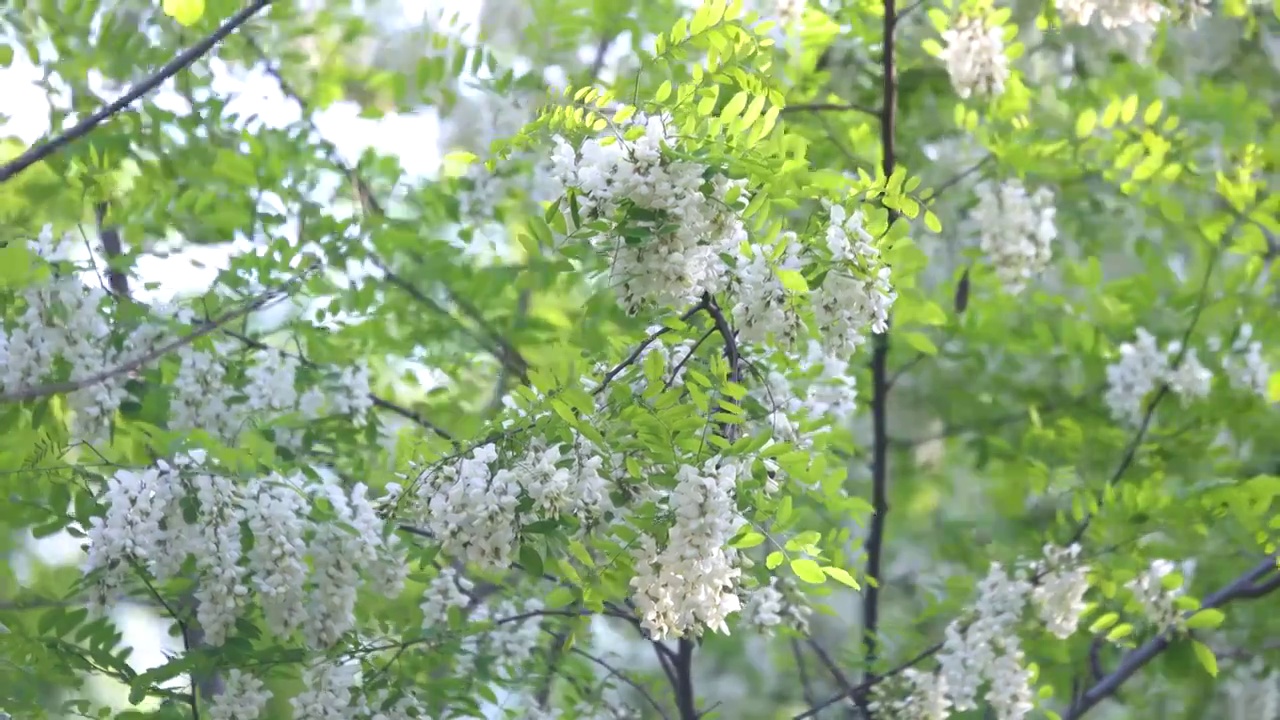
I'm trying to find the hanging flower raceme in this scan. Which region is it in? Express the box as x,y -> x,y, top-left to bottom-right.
938,14 -> 1010,99
969,179 -> 1058,294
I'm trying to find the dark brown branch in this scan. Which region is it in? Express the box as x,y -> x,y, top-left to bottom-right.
0,0 -> 273,185
94,201 -> 130,297
862,0 -> 900,690
594,301 -> 708,395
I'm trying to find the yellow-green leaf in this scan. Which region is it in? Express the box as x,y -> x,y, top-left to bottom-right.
732,531 -> 766,549
1192,640 -> 1218,677
162,0 -> 204,26
1185,608 -> 1225,630
790,558 -> 826,584
776,269 -> 809,293
822,566 -> 860,589
1075,108 -> 1098,138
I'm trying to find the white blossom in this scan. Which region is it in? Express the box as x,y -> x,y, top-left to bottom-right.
207,669 -> 273,720
1105,329 -> 1213,425
970,180 -> 1057,294
630,458 -> 746,639
939,15 -> 1009,99
1031,543 -> 1090,639
1126,558 -> 1184,631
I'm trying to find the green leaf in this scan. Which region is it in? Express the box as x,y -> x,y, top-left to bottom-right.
1075,108 -> 1098,138
822,566 -> 860,589
789,558 -> 826,584
161,0 -> 205,26
924,210 -> 942,233
1185,608 -> 1224,630
902,331 -> 938,356
1191,640 -> 1218,677
732,531 -> 766,549
1267,370 -> 1280,403
776,269 -> 809,293
1106,623 -> 1134,642
1089,612 -> 1119,633
0,242 -> 39,288
766,551 -> 784,570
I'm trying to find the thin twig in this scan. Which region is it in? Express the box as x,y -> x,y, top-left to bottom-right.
571,647 -> 672,720
0,269 -> 311,403
0,0 -> 273,185
782,102 -> 880,119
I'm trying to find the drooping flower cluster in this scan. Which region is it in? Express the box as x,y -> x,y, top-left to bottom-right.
938,15 -> 1010,99
1055,0 -> 1165,29
413,438 -> 614,571
813,205 -> 896,356
1212,324 -> 1273,401
969,180 -> 1058,294
938,563 -> 1036,719
869,668 -> 952,720
420,566 -> 474,628
207,669 -> 273,720
875,545 -> 1091,720
84,453 -> 406,648
1125,558 -> 1184,631
458,597 -> 546,679
741,575 -> 813,635
731,233 -> 808,347
1104,328 -> 1212,425
630,457 -> 748,639
548,115 -> 747,314
1030,543 -> 1090,639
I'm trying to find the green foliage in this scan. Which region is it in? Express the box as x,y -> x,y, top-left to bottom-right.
1,0 -> 1279,718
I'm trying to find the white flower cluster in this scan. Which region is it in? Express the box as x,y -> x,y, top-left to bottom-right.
938,15 -> 1010,99
741,576 -> 813,635
421,566 -> 474,628
0,233 -> 168,443
731,234 -> 808,348
84,454 -> 406,648
207,669 -> 273,720
630,457 -> 747,639
869,668 -> 951,720
1212,324 -> 1272,401
1125,558 -> 1184,631
969,180 -> 1057,294
173,345 -> 372,444
459,598 -> 546,680
1222,659 -> 1280,720
813,205 -> 896,356
413,439 -> 613,570
938,564 -> 1035,719
775,0 -> 806,24
1105,328 -> 1212,425
549,115 -> 746,314
288,659 -> 434,720
291,661 -> 359,720
752,342 -> 859,457
1056,0 -> 1165,29
877,545 -> 1091,720
1030,543 -> 1090,639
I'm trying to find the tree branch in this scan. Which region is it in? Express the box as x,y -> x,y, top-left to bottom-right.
1064,555 -> 1280,719
862,0 -> 900,689
0,268 -> 310,403
0,0 -> 273,185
